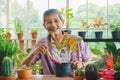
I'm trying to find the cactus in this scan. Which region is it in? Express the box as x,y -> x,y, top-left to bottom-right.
75,66 -> 84,76
2,56 -> 13,76
75,69 -> 84,76
85,64 -> 98,80
0,39 -> 18,75
85,64 -> 97,72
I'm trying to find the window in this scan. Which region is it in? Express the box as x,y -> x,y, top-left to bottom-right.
0,0 -> 6,28
1,0 -> 120,51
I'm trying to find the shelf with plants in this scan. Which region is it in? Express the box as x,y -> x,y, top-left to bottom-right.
83,39 -> 120,42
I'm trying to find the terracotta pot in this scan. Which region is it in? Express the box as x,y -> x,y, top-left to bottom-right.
17,33 -> 23,40
74,76 -> 84,80
32,33 -> 38,39
17,68 -> 32,79
6,33 -> 12,39
0,76 -> 16,80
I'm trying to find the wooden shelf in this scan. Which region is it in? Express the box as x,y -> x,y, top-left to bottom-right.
83,39 -> 120,42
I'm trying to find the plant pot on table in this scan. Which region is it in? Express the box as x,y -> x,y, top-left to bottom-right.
16,68 -> 32,79
55,63 -> 71,77
74,76 -> 84,80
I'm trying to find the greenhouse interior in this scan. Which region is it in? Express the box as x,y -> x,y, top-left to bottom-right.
0,0 -> 120,80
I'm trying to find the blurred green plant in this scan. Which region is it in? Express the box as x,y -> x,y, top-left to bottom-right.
61,8 -> 74,29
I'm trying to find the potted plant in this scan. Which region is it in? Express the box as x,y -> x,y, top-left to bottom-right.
0,37 -> 18,79
92,17 -> 108,39
74,67 -> 84,80
0,57 -> 16,80
13,53 -> 28,68
105,42 -> 120,63
26,48 -> 31,53
31,28 -> 38,39
61,8 -> 74,34
85,64 -> 98,80
5,27 -> 12,39
16,65 -> 32,79
13,17 -> 23,40
78,20 -> 90,39
110,22 -> 120,39
47,33 -> 82,77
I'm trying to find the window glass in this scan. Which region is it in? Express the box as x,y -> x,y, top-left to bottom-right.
88,0 -> 107,39
49,0 -> 66,9
108,0 -> 120,23
0,0 -> 6,28
69,0 -> 86,28
49,0 -> 66,28
10,0 -> 27,39
29,0 -> 48,39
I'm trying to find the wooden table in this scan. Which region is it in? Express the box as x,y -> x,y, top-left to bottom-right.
32,75 -> 103,80
32,75 -> 73,80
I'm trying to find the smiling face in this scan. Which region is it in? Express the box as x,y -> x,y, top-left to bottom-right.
43,13 -> 65,36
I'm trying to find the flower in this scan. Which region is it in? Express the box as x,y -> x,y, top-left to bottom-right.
92,17 -> 108,28
106,55 -> 114,67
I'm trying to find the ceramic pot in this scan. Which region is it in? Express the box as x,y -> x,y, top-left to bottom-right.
78,31 -> 86,39
55,63 -> 71,77
74,76 -> 84,80
17,68 -> 32,79
32,33 -> 38,39
95,31 -> 103,39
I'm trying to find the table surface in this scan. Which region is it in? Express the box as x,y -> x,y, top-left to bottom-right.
32,75 -> 103,80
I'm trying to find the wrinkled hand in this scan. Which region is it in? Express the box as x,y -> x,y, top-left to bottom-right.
37,43 -> 49,55
71,60 -> 83,69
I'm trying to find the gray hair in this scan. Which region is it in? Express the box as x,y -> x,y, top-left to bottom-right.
43,9 -> 64,23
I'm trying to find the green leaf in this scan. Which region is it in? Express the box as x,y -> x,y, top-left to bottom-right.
105,42 -> 117,56
91,49 -> 102,55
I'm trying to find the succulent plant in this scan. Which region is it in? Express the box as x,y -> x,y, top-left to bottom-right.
75,68 -> 84,76
85,64 -> 98,80
1,56 -> 13,76
85,64 -> 98,72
